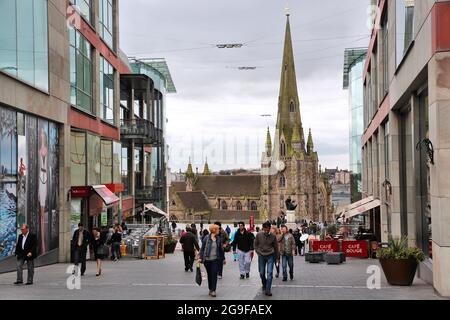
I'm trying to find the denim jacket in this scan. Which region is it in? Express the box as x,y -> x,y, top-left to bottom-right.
200,234 -> 225,261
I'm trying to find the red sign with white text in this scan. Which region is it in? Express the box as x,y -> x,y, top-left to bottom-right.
311,241 -> 339,253
342,241 -> 369,258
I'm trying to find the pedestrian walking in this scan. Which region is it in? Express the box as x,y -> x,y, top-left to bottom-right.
270,225 -> 281,278
225,225 -> 231,236
214,221 -> 230,279
109,227 -> 122,261
198,224 -> 225,297
229,228 -> 238,261
91,227 -> 107,276
279,225 -> 295,281
171,221 -> 177,233
14,224 -> 37,285
72,223 -> 90,276
232,222 -> 255,279
255,221 -> 279,297
180,227 -> 200,272
201,229 -> 209,243
293,229 -> 300,256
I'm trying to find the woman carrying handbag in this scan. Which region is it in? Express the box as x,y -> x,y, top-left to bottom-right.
92,228 -> 108,276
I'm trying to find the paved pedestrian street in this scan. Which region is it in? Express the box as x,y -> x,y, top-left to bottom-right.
0,250 -> 445,300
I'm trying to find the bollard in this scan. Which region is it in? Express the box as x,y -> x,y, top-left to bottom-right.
121,240 -> 126,257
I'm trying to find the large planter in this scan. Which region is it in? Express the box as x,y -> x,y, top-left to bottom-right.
164,242 -> 177,254
379,258 -> 418,286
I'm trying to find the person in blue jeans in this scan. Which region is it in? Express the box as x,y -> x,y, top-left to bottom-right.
279,225 -> 295,281
254,221 -> 279,296
199,224 -> 225,298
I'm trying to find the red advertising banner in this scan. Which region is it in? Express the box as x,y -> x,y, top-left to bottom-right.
311,241 -> 339,253
342,240 -> 369,258
249,216 -> 255,232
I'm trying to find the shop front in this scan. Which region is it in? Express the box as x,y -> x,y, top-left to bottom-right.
70,185 -> 121,233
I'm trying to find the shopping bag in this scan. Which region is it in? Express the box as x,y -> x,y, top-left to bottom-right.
195,261 -> 202,286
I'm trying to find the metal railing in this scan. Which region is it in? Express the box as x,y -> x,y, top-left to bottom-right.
120,118 -> 156,144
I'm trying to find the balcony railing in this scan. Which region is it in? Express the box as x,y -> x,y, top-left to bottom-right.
120,119 -> 160,144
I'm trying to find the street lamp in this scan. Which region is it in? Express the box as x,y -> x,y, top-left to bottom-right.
216,43 -> 243,49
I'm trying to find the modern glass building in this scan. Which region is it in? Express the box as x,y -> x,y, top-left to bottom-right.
343,48 -> 367,203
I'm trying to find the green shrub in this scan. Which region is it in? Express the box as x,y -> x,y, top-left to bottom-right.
376,236 -> 425,262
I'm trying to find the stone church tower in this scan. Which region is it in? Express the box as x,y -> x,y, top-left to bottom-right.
261,13 -> 331,222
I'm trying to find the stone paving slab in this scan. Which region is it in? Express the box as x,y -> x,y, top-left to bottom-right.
0,250 -> 445,300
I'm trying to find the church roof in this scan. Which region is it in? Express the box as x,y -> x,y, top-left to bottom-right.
194,175 -> 261,197
170,181 -> 187,193
176,191 -> 211,213
210,209 -> 260,222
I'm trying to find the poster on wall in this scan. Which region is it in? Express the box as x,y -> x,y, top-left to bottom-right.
0,106 -> 18,261
17,135 -> 27,228
0,183 -> 17,260
37,119 -> 49,255
26,115 -> 38,239
48,122 -> 59,250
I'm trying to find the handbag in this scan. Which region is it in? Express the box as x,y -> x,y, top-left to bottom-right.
195,261 -> 202,286
97,244 -> 109,256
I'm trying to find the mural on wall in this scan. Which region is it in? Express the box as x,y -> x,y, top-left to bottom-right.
0,105 -> 60,262
26,115 -> 38,238
38,119 -> 49,254
0,107 -> 17,260
0,183 -> 16,259
48,122 -> 59,250
17,135 -> 27,228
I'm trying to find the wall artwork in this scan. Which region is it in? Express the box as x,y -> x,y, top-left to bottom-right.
0,104 -> 59,262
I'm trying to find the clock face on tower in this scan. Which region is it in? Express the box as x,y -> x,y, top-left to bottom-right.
275,160 -> 286,172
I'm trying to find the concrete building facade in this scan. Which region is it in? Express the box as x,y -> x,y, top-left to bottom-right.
361,0 -> 450,296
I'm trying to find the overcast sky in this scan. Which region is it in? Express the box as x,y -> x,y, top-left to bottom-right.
120,0 -> 371,173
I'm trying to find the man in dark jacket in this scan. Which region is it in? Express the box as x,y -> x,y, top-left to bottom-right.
255,221 -> 279,296
14,224 -> 37,285
180,228 -> 200,272
72,223 -> 91,276
232,221 -> 255,279
110,228 -> 122,261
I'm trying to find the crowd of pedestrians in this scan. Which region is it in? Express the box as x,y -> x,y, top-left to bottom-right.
175,218 -> 311,298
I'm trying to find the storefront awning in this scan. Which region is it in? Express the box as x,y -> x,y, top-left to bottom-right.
338,196 -> 381,221
144,203 -> 169,218
92,185 -> 120,206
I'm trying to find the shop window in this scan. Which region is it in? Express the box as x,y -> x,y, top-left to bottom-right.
236,201 -> 242,211
251,201 -> 258,211
71,131 -> 86,186
101,139 -> 112,184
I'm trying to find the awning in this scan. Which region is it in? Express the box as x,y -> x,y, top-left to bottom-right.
92,185 -> 120,206
144,203 -> 169,218
338,196 -> 381,221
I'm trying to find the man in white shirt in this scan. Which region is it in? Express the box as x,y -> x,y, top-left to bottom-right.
14,224 -> 37,285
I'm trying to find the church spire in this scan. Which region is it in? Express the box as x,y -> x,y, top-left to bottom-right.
186,158 -> 194,179
265,127 -> 272,156
276,13 -> 303,156
203,158 -> 211,175
307,128 -> 314,154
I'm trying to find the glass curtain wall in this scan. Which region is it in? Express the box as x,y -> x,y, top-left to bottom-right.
0,0 -> 49,91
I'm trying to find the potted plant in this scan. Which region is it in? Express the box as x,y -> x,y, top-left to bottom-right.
376,236 -> 425,286
164,233 -> 178,254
